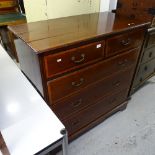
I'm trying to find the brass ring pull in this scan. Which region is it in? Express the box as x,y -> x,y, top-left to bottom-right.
72,120 -> 79,126
128,23 -> 135,26
72,78 -> 84,87
149,52 -> 153,58
144,66 -> 148,71
140,78 -> 143,82
113,81 -> 121,87
118,59 -> 128,67
72,99 -> 82,108
109,98 -> 116,104
71,54 -> 85,64
121,38 -> 131,46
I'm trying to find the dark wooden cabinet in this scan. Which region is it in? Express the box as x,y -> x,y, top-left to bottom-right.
9,12 -> 149,140
131,28 -> 155,93
116,0 -> 155,94
44,41 -> 105,78
116,0 -> 155,22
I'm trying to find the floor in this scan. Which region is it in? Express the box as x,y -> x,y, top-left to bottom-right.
58,77 -> 155,155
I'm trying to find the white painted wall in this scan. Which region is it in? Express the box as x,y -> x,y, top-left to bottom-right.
100,0 -> 110,12
46,0 -> 100,20
24,0 -> 100,23
109,0 -> 117,11
24,0 -> 47,22
100,0 -> 117,12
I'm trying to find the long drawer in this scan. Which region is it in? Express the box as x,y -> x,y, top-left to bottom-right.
52,68 -> 134,119
44,41 -> 105,78
63,89 -> 128,136
48,48 -> 139,102
106,28 -> 145,57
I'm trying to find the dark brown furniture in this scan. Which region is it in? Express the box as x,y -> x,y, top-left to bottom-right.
0,0 -> 26,61
9,12 -> 150,141
116,0 -> 155,94
116,0 -> 155,21
131,27 -> 155,93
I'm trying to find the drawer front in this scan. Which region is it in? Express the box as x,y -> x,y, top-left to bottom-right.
52,68 -> 134,119
133,59 -> 155,86
141,46 -> 155,63
146,32 -> 155,48
106,28 -> 145,57
44,41 -> 105,78
63,89 -> 128,135
48,48 -> 139,102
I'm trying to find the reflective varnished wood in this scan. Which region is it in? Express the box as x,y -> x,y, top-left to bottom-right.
9,12 -> 150,53
48,48 -> 140,102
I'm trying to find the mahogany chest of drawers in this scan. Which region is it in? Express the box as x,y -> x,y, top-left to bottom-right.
9,12 -> 150,140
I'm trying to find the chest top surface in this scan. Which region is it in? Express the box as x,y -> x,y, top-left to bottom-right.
9,12 -> 150,53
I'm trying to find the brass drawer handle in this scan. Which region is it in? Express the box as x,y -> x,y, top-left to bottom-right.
121,38 -> 131,46
72,99 -> 82,108
149,52 -> 153,58
109,98 -> 117,104
128,23 -> 135,26
140,78 -> 143,82
118,59 -> 128,67
71,120 -> 79,126
71,54 -> 85,64
72,78 -> 84,87
144,66 -> 148,71
113,81 -> 121,87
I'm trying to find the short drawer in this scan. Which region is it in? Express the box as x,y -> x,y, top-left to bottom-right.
52,68 -> 134,119
106,28 -> 145,57
133,59 -> 155,86
63,89 -> 128,135
44,41 -> 105,78
48,48 -> 139,101
141,46 -> 155,63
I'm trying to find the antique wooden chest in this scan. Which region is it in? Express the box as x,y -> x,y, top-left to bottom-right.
9,12 -> 150,140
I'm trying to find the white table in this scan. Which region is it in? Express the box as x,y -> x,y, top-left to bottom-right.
0,45 -> 68,155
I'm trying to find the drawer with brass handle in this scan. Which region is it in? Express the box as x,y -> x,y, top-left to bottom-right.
63,89 -> 128,136
52,68 -> 134,119
48,48 -> 139,102
106,28 -> 145,57
44,41 -> 105,78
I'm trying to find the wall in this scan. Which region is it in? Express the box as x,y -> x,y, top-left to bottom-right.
24,0 -> 101,23
100,0 -> 117,12
100,0 -> 110,12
